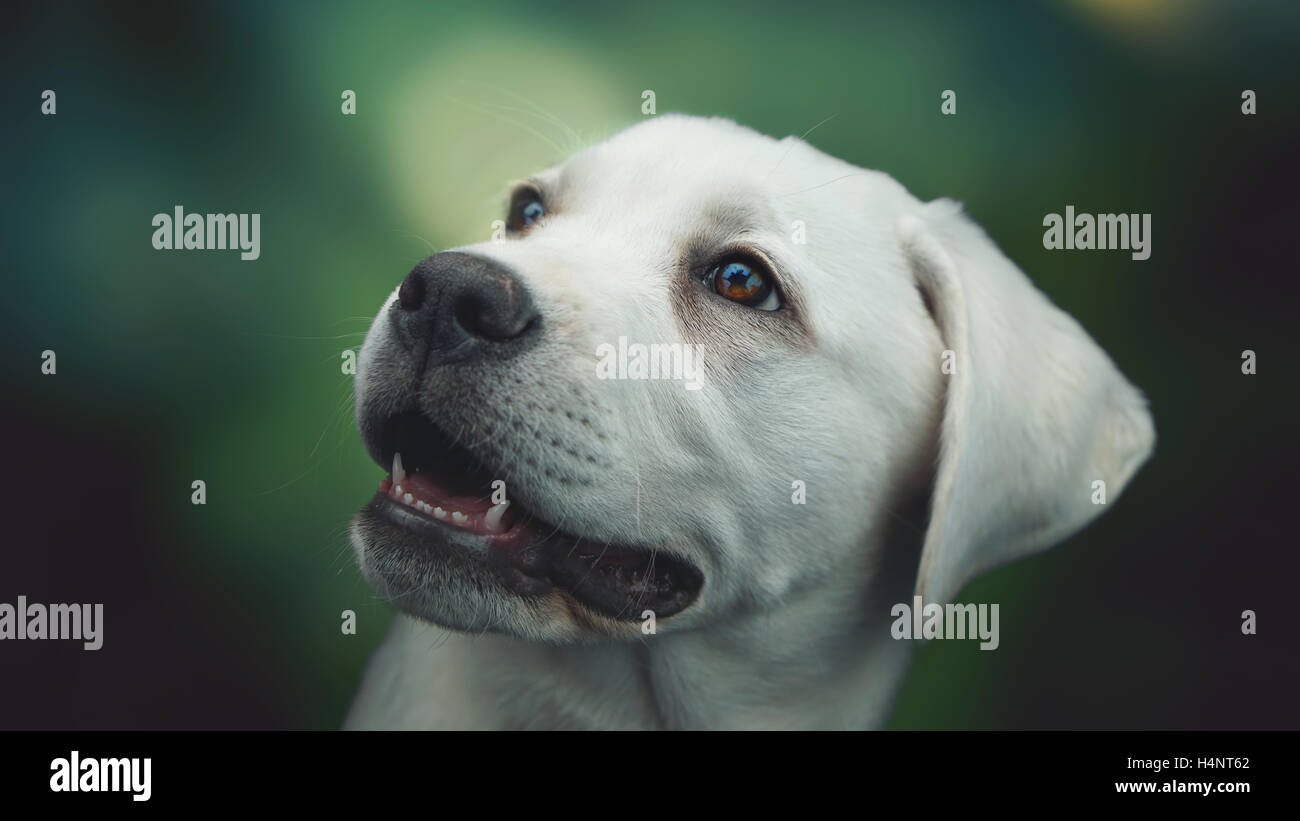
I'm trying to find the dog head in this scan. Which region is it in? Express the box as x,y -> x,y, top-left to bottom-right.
350,115 -> 1154,643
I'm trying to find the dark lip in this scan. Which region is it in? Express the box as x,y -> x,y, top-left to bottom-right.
364,488 -> 703,621
358,405 -> 704,622
366,493 -> 553,596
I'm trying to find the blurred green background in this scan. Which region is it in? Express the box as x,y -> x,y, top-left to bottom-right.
2,0 -> 1297,729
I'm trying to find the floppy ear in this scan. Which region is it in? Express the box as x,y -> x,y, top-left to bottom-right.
898,202 -> 1155,605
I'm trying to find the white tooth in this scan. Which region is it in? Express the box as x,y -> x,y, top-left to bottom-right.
403,493 -> 414,505
433,507 -> 447,519
394,484 -> 403,495
485,501 -> 510,533
393,452 -> 405,483
451,512 -> 468,524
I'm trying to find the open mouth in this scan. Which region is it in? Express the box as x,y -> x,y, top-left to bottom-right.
365,411 -> 703,621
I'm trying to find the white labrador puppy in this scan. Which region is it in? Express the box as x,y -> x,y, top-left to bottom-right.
345,115 -> 1154,729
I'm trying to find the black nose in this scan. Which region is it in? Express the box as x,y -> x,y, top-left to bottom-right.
392,251 -> 540,364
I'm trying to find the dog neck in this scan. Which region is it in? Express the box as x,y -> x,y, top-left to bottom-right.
347,597 -> 915,730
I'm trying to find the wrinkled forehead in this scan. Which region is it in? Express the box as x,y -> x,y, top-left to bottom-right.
533,118 -> 812,234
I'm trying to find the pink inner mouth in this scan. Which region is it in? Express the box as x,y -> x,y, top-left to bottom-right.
364,411 -> 706,619
380,468 -> 519,537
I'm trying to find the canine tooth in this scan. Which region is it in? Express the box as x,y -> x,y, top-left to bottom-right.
485,501 -> 510,533
451,512 -> 468,524
433,507 -> 447,519
403,493 -> 414,505
393,452 -> 406,483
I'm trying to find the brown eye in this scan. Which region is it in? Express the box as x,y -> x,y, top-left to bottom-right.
709,256 -> 780,311
507,188 -> 545,231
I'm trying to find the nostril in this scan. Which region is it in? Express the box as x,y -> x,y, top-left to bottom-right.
454,291 -> 537,341
398,269 -> 426,311
453,297 -> 485,337
391,252 -> 539,360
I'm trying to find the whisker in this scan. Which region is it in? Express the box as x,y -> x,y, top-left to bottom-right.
781,172 -> 870,198
763,112 -> 838,182
447,95 -> 567,157
386,229 -> 442,256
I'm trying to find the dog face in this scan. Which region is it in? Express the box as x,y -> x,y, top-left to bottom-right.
350,115 -> 1154,644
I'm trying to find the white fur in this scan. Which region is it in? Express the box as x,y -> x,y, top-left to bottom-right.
345,115 -> 1154,729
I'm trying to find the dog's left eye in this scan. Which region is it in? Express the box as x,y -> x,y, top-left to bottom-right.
708,255 -> 781,311
507,189 -> 546,232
